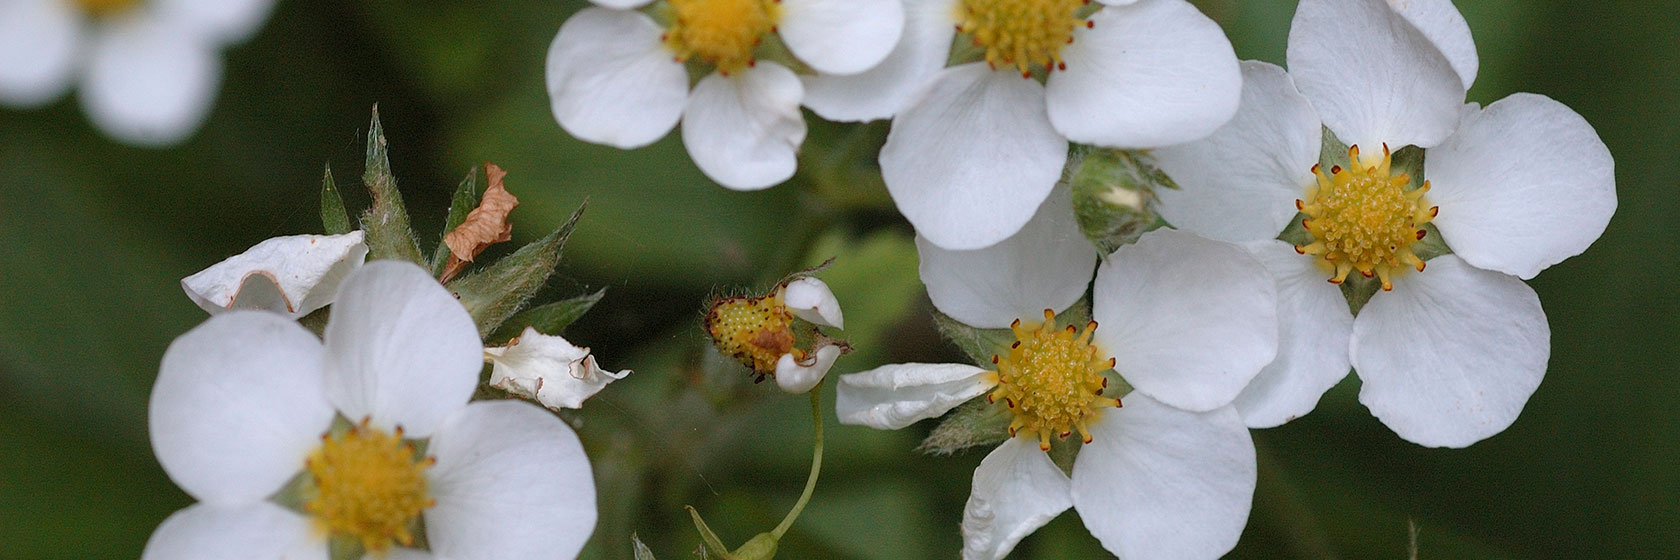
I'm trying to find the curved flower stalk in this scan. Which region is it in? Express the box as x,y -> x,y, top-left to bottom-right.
545,0 -> 905,190
0,0 -> 275,145
833,0 -> 1240,251
837,192 -> 1280,560
1150,0 -> 1615,446
144,262 -> 597,560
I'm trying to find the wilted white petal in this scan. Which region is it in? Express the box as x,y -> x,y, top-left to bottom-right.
778,0 -> 904,75
960,438 -> 1071,560
0,0 -> 79,107
836,363 -> 996,429
141,502 -> 323,560
681,62 -> 806,190
782,277 -> 844,329
427,402 -> 597,560
81,15 -> 221,146
775,343 -> 844,394
486,327 -> 630,410
323,262 -> 481,438
547,8 -> 688,150
150,312 -> 333,505
181,231 -> 367,318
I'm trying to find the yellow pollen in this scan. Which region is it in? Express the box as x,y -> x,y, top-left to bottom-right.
956,0 -> 1091,77
304,419 -> 434,553
663,0 -> 781,75
73,0 -> 140,17
705,289 -> 801,379
987,309 -> 1120,451
1295,144 -> 1437,291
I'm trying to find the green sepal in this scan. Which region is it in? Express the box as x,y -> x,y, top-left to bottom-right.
358,106 -> 424,265
449,203 -> 583,337
685,506 -> 733,560
320,163 -> 352,235
1070,148 -> 1172,255
632,534 -> 659,560
429,167 -> 482,275
487,287 -> 606,345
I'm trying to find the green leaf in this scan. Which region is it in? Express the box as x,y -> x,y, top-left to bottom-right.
1070,148 -> 1171,255
450,203 -> 584,337
429,167 -> 482,275
358,106 -> 424,265
631,534 -> 659,560
488,287 -> 606,345
320,163 -> 351,235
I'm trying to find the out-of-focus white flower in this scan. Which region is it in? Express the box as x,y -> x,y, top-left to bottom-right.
849,0 -> 1239,251
486,327 -> 630,410
706,275 -> 848,393
545,0 -> 904,190
837,194 -> 1279,559
180,231 -> 367,320
0,0 -> 275,145
144,261 -> 597,559
1150,0 -> 1614,446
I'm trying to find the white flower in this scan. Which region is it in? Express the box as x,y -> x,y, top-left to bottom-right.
545,0 -> 904,190
180,231 -> 367,320
0,0 -> 274,145
487,326 -> 631,410
836,194 -> 1278,559
144,261 -> 597,559
1151,0 -> 1615,446
858,0 -> 1239,250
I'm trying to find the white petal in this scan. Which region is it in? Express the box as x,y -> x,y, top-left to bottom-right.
426,401 -> 598,560
365,550 -> 435,560
1047,0 -> 1241,149
141,502 -> 323,560
960,438 -> 1071,560
590,0 -> 655,8
1093,229 -> 1277,412
1231,240 -> 1352,428
835,363 -> 996,429
1153,61 -> 1320,243
155,0 -> 277,44
775,344 -> 844,394
1095,0 -> 1139,4
81,15 -> 221,146
181,232 -> 368,319
1286,0 -> 1463,151
486,327 -> 630,410
1352,255 -> 1548,448
1071,394 -> 1254,560
681,62 -> 806,190
916,184 -> 1095,329
782,277 -> 844,328
1385,0 -> 1477,90
322,261 -> 481,438
0,0 -> 79,107
546,8 -> 688,150
881,63 -> 1066,250
1424,93 -> 1616,279
778,0 -> 904,75
800,0 -> 956,121
150,311 -> 333,504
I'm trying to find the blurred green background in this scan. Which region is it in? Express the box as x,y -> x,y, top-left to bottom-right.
2,0 -> 1675,558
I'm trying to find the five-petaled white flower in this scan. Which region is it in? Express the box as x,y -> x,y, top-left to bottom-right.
144,261 -> 598,559
1150,0 -> 1615,446
838,0 -> 1239,251
0,0 -> 275,145
545,0 -> 904,190
180,231 -> 368,320
837,191 -> 1279,560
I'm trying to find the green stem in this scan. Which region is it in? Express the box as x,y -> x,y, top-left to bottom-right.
771,384 -> 825,540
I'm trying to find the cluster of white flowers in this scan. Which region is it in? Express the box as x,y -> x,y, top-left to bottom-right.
0,0 -> 276,145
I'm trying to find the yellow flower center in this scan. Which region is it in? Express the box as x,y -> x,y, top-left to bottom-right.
304,419 -> 435,553
73,0 -> 140,17
663,0 -> 781,75
706,289 -> 801,378
987,309 -> 1119,451
956,0 -> 1091,77
1295,144 -> 1438,291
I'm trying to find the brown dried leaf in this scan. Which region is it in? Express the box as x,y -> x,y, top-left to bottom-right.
444,163 -> 520,263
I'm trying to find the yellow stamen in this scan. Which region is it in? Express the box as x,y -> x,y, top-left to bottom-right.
955,0 -> 1091,77
663,0 -> 781,75
73,0 -> 139,17
988,309 -> 1120,450
1294,144 -> 1436,291
304,419 -> 433,553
